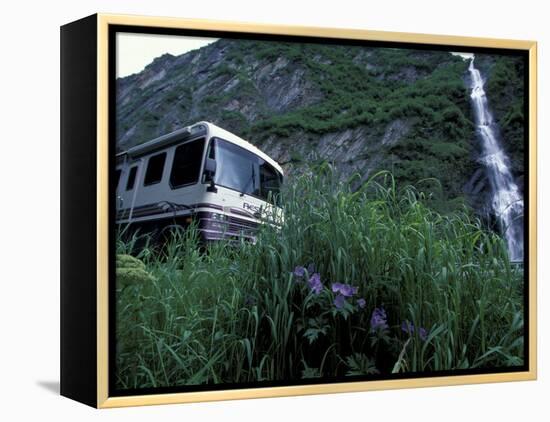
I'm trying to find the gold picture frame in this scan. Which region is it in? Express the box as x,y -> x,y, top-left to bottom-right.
60,13 -> 537,408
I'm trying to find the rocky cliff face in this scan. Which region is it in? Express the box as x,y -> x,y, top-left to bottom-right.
116,38 -> 525,216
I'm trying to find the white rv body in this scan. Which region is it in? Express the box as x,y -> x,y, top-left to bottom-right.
115,122 -> 283,242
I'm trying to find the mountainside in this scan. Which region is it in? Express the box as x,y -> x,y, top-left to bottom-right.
116,39 -> 525,216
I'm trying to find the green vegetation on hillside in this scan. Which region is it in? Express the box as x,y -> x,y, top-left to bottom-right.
241,43 -> 476,208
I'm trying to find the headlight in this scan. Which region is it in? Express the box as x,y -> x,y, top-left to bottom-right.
211,213 -> 227,221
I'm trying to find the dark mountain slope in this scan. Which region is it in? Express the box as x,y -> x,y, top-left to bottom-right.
116,39 -> 524,215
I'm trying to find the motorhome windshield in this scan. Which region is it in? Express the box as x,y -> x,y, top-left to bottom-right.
209,137 -> 282,202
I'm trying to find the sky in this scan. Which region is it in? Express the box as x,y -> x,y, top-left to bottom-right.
116,33 -> 218,78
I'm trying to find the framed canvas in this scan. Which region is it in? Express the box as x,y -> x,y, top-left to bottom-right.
60,13 -> 537,408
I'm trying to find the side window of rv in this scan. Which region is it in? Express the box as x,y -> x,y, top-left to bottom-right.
144,153 -> 166,186
126,166 -> 138,191
170,138 -> 205,189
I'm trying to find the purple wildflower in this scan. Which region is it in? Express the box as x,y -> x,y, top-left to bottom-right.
370,307 -> 388,331
293,266 -> 306,278
401,320 -> 414,335
308,273 -> 323,294
342,285 -> 358,297
331,282 -> 358,297
357,298 -> 366,309
401,320 -> 428,341
419,327 -> 428,341
334,294 -> 347,309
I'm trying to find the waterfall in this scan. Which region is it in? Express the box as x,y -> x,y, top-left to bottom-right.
468,57 -> 524,261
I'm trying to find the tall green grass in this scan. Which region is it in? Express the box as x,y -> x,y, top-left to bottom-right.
115,166 -> 523,389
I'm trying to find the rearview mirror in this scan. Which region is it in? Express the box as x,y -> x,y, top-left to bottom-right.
204,158 -> 218,193
204,157 -> 217,176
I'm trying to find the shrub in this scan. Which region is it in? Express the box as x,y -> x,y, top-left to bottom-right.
114,168 -> 524,389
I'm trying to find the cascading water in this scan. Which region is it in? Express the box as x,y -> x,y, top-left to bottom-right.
468,56 -> 524,261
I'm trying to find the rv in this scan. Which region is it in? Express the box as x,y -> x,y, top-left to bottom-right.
115,122 -> 284,243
